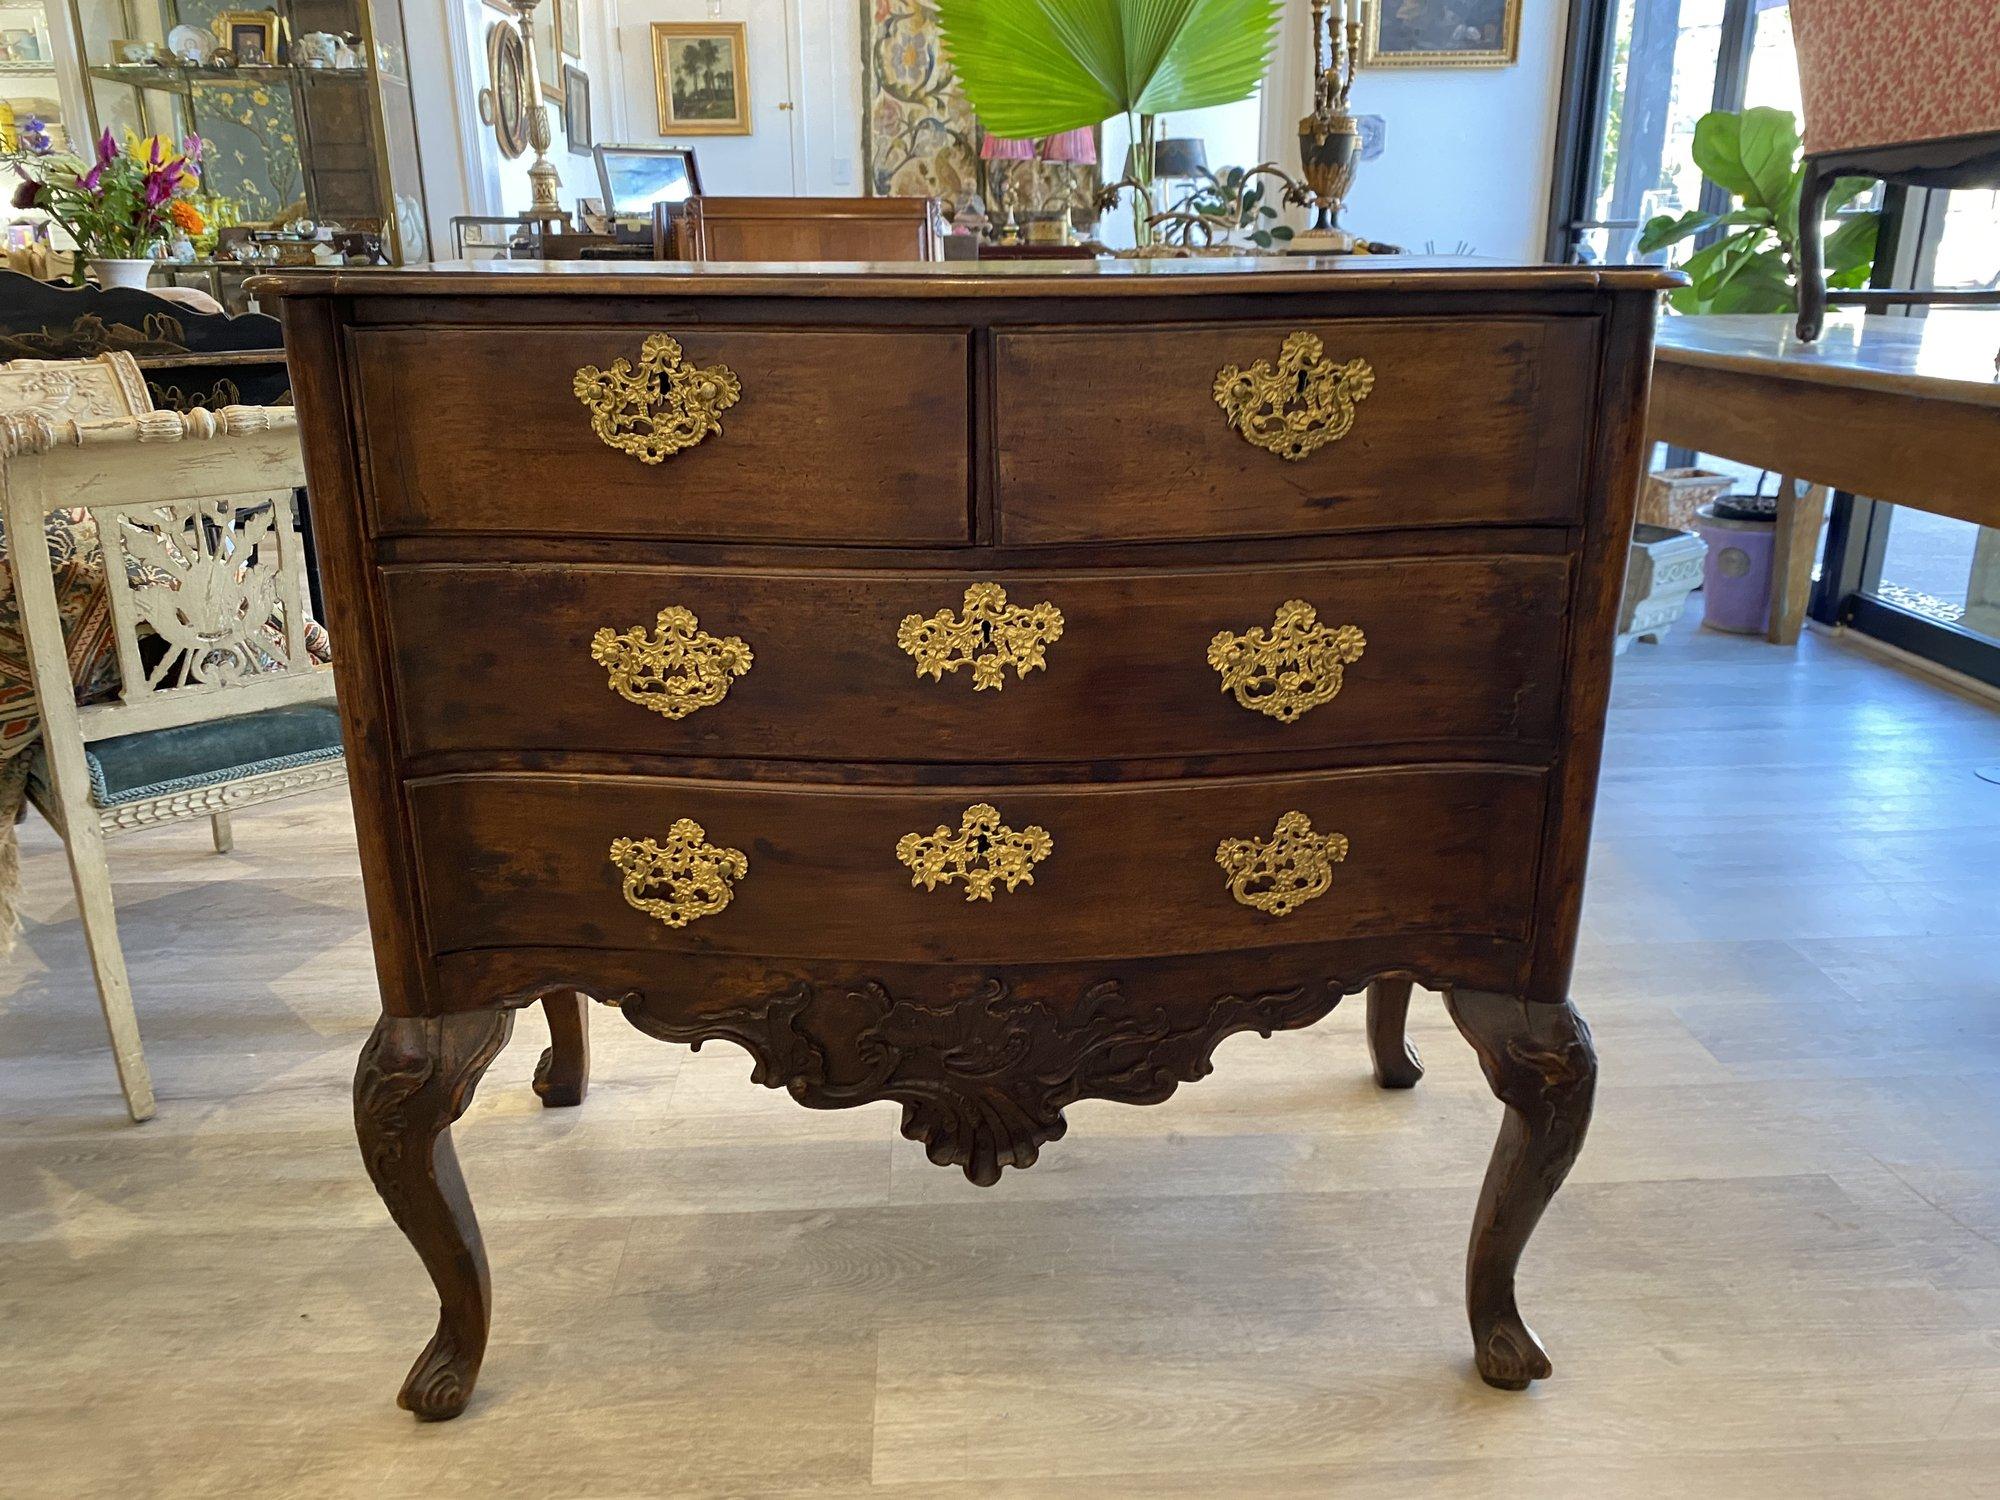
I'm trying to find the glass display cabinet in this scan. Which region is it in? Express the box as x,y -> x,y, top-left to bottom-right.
70,0 -> 428,260
1,0 -> 85,153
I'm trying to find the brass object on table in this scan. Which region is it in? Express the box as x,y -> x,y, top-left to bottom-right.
609,820 -> 749,928
1214,332 -> 1375,461
896,583 -> 1064,690
1208,600 -> 1366,723
590,606 -> 753,720
895,803 -> 1052,902
1215,810 -> 1347,916
573,333 -> 741,462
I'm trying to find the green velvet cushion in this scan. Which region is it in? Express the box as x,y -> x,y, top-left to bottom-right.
31,702 -> 343,807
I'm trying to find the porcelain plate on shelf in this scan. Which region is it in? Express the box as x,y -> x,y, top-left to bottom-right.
166,23 -> 208,63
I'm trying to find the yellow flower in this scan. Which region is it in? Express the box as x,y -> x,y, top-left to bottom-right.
125,132 -> 179,165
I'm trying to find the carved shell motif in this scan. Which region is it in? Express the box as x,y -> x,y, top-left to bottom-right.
573,333 -> 741,463
1213,331 -> 1375,462
1207,599 -> 1366,723
609,820 -> 749,928
590,606 -> 752,720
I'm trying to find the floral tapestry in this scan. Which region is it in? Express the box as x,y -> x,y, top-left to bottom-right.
860,0 -> 977,208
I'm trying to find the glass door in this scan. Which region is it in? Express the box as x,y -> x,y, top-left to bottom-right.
1813,188 -> 2000,689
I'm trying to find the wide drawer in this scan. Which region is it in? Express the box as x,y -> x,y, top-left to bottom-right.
381,555 -> 1569,763
993,318 -> 1598,543
408,766 -> 1547,965
349,326 -> 971,543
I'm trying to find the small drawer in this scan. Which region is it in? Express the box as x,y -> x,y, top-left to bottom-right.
409,767 -> 1547,965
380,554 -> 1569,764
993,318 -> 1598,543
350,326 -> 971,543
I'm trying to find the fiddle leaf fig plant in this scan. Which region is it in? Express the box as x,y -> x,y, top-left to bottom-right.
936,0 -> 1282,246
1638,106 -> 1879,315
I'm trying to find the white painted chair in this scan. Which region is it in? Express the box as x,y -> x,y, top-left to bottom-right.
0,374 -> 345,1120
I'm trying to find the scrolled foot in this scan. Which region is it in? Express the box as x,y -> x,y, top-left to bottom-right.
1365,977 -> 1424,1089
1473,1308 -> 1553,1391
355,1010 -> 514,1420
400,1321 -> 478,1420
1445,988 -> 1597,1392
532,992 -> 591,1108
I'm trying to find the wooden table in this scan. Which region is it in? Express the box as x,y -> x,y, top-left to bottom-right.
1647,310 -> 2000,644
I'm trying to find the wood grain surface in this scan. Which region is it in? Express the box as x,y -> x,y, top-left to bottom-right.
994,318 -> 1597,542
350,327 -> 972,542
379,554 -> 1568,765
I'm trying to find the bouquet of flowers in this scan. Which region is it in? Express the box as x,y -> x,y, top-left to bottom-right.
8,119 -> 207,279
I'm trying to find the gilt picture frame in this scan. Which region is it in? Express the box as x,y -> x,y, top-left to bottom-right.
651,21 -> 750,137
1360,0 -> 1521,69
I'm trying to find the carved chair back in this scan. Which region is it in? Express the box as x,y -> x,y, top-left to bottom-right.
1,386 -> 326,746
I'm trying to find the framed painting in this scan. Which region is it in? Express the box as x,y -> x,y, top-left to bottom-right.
564,64 -> 591,156
651,21 -> 750,136
559,0 -> 582,60
1360,0 -> 1520,68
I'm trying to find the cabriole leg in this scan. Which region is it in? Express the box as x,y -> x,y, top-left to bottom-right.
1445,989 -> 1597,1390
1365,977 -> 1424,1088
533,991 -> 591,1107
354,1009 -> 514,1420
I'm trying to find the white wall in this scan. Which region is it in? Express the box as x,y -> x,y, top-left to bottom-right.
1263,0 -> 1569,259
420,0 -> 1569,259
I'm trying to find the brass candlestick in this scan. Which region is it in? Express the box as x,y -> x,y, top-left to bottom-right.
1291,2 -> 1362,252
508,0 -> 569,236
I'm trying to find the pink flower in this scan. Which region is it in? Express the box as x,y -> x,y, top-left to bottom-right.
180,133 -> 204,164
95,128 -> 117,166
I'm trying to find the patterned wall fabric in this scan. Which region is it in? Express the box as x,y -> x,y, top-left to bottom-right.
1792,0 -> 2000,156
859,0 -> 978,207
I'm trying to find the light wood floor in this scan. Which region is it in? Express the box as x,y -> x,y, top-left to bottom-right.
4,614 -> 1999,1499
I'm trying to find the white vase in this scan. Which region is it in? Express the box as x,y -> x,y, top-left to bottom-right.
90,257 -> 155,291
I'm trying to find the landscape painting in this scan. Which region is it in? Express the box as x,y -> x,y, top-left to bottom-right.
652,22 -> 750,136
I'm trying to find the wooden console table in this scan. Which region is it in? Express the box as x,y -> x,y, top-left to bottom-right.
1648,310 -> 2000,644
269,258 -> 1672,1418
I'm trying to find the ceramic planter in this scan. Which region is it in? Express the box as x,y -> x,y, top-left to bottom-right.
90,258 -> 155,291
1616,523 -> 1709,654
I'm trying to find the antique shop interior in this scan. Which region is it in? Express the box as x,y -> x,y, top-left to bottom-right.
3,1 -> 1998,1494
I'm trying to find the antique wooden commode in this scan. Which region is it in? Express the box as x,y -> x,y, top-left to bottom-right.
271,258 -> 1672,1418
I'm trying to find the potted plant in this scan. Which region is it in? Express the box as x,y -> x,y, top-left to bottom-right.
1637,106 -> 1879,313
937,0 -> 1281,250
6,121 -> 208,290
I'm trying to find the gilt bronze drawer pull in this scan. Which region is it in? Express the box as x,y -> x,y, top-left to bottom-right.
896,803 -> 1052,902
573,333 -> 741,463
1213,331 -> 1375,462
1208,600 -> 1366,723
609,820 -> 748,928
1215,810 -> 1347,916
590,606 -> 752,720
897,583 -> 1064,691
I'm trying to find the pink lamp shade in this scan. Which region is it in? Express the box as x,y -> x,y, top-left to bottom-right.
1793,0 -> 2000,156
979,133 -> 1038,161
1037,128 -> 1097,165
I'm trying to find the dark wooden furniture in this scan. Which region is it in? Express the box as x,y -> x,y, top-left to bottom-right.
657,195 -> 945,261
0,270 -> 290,409
1648,310 -> 2000,644
269,257 -> 1673,1420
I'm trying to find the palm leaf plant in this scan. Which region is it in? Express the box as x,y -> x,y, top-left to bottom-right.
1637,106 -> 1879,314
936,0 -> 1282,246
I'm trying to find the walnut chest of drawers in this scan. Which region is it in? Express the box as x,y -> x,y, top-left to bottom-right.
272,258 -> 1673,1420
